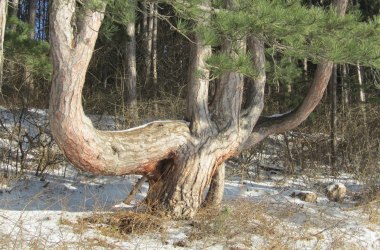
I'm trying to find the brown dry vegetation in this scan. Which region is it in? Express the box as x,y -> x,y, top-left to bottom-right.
58,197 -> 372,249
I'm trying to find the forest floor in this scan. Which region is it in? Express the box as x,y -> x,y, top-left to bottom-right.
0,107 -> 379,249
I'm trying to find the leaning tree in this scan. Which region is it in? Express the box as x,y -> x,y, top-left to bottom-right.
49,0 -> 380,218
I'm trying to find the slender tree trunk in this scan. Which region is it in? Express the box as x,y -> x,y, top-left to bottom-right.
356,63 -> 369,160
141,1 -> 148,43
329,65 -> 338,173
0,0 -> 7,88
124,1 -> 137,111
303,58 -> 309,85
357,64 -> 367,127
340,64 -> 348,168
144,3 -> 153,86
341,64 -> 349,108
28,0 -> 37,39
357,64 -> 366,103
152,3 -> 158,87
123,176 -> 147,204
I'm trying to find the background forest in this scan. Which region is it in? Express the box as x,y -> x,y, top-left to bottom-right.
0,0 -> 379,180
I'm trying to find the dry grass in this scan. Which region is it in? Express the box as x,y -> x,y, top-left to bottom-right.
186,200 -> 294,249
182,198 -> 367,249
76,211 -> 166,239
349,183 -> 380,225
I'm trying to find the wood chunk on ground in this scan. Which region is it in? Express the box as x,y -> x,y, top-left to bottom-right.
291,191 -> 318,203
326,183 -> 346,202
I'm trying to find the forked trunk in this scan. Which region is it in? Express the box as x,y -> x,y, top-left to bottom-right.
49,0 -> 231,218
48,0 -> 345,219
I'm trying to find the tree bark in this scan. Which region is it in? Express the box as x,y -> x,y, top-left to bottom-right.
28,0 -> 37,39
49,0 -> 261,218
0,0 -> 7,88
48,0 -> 350,219
123,176 -> 147,204
357,64 -> 366,103
244,0 -> 348,149
204,163 -> 225,207
144,2 -> 153,86
49,0 -> 191,177
152,3 -> 158,87
124,1 -> 137,110
329,65 -> 338,173
341,64 -> 349,107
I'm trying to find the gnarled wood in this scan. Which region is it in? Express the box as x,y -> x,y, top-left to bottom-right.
49,0 -> 350,219
203,163 -> 225,207
49,0 -> 191,177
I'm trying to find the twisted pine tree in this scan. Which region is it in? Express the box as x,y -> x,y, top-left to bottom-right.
49,0 -> 380,218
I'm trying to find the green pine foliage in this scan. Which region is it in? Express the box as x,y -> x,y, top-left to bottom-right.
106,0 -> 136,26
171,0 -> 380,78
206,53 -> 256,78
98,0 -> 137,43
4,16 -> 51,79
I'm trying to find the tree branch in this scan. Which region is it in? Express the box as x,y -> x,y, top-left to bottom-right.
239,35 -> 266,134
243,0 -> 348,149
186,1 -> 214,137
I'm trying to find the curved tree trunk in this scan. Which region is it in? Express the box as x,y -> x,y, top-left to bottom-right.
49,0 -> 191,177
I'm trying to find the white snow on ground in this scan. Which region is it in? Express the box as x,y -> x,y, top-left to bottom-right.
1,166 -> 379,249
0,108 -> 379,249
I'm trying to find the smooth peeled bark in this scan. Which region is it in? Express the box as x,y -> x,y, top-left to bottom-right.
49,0 -> 191,177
